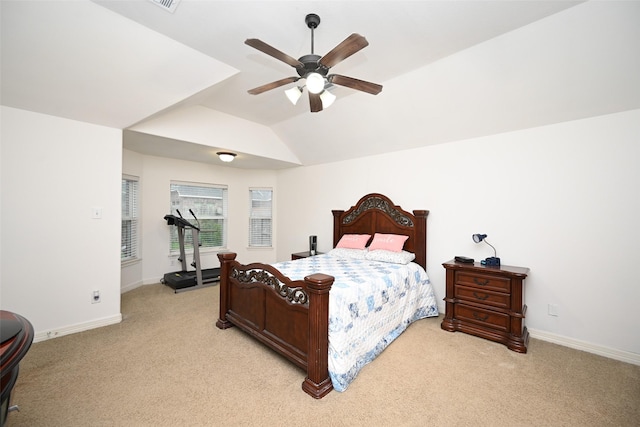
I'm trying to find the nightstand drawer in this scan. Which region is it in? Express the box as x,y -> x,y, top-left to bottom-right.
456,272 -> 511,293
454,304 -> 509,332
455,285 -> 510,310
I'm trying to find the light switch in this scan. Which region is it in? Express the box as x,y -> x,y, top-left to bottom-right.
92,207 -> 103,219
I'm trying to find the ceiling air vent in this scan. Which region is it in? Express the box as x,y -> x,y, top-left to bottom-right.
149,0 -> 181,13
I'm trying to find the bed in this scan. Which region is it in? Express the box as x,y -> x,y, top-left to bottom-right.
216,193 -> 439,398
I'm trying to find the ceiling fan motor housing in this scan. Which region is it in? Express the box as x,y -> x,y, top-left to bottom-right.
296,54 -> 328,78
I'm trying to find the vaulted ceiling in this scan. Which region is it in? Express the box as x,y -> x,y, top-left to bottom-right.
2,1 -> 639,169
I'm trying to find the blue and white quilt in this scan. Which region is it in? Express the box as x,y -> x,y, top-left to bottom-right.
271,252 -> 439,392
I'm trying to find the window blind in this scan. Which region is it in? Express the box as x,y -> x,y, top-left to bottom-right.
249,188 -> 272,247
121,176 -> 139,261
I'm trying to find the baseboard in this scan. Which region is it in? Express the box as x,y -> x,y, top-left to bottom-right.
120,278 -> 162,294
33,314 -> 122,343
120,280 -> 142,294
528,328 -> 640,366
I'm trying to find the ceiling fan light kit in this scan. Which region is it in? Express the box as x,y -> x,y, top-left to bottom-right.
285,86 -> 303,105
305,72 -> 325,94
245,13 -> 383,113
319,90 -> 336,109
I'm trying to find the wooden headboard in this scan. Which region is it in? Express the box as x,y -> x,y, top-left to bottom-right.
332,193 -> 429,270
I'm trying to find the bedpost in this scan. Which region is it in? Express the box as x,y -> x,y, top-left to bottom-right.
301,273 -> 334,399
413,210 -> 429,270
216,252 -> 237,329
332,210 -> 344,247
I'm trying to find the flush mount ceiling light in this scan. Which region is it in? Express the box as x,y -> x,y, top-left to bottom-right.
217,152 -> 236,162
245,13 -> 383,113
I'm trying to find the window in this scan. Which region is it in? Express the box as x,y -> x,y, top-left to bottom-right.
249,188 -> 272,247
169,182 -> 227,253
121,175 -> 139,262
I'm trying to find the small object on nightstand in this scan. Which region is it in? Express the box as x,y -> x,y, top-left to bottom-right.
309,235 -> 317,255
472,233 -> 501,266
455,256 -> 474,264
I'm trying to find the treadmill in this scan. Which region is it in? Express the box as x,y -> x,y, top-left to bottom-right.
162,210 -> 220,293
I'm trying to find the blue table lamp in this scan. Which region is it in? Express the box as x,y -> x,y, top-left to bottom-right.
472,233 -> 501,266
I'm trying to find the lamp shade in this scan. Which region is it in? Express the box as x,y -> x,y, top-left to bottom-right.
216,152 -> 236,162
306,72 -> 325,94
285,86 -> 303,105
319,90 -> 336,109
472,233 -> 487,243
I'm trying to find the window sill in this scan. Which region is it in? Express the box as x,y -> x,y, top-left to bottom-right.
121,258 -> 141,267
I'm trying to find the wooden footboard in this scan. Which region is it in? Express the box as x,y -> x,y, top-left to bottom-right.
216,252 -> 334,399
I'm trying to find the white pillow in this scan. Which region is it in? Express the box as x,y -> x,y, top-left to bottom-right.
365,249 -> 415,265
328,248 -> 368,260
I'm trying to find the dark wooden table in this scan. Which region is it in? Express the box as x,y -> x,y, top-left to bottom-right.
1,310 -> 34,425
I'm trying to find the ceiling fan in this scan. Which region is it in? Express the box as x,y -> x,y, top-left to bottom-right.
245,13 -> 383,113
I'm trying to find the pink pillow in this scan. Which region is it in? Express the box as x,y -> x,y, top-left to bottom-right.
368,233 -> 409,253
336,234 -> 371,250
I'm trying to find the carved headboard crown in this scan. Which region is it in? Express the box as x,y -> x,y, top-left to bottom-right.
332,193 -> 429,270
341,194 -> 414,227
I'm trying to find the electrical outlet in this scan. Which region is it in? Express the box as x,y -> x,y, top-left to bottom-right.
92,290 -> 101,304
548,303 -> 559,316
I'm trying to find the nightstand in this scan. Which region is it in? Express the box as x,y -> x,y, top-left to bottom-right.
291,251 -> 323,260
441,259 -> 530,353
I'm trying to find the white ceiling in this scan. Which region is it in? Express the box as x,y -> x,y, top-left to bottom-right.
3,1 -> 639,169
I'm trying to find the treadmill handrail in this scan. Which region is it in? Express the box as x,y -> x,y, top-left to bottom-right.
163,214 -> 200,231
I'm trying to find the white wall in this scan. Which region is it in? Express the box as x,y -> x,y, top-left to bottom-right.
276,109 -> 640,361
122,149 -> 279,289
1,106 -> 122,339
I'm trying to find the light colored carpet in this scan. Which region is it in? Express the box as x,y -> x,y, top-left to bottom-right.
9,283 -> 640,426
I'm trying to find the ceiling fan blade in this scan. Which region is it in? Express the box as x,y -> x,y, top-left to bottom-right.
309,92 -> 323,113
248,77 -> 300,95
319,33 -> 369,68
329,74 -> 383,95
245,39 -> 304,69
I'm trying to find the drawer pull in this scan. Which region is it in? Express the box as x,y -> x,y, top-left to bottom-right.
473,278 -> 489,286
472,312 -> 489,322
472,291 -> 489,300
